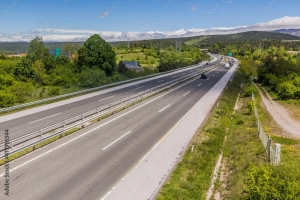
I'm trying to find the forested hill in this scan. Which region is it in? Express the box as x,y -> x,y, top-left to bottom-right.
183,31 -> 300,45
0,31 -> 299,54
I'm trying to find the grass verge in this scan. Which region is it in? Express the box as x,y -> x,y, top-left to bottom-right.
157,70 -> 245,200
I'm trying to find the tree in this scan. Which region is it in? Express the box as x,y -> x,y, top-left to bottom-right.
26,37 -> 50,62
117,61 -> 128,74
78,67 -> 108,88
14,58 -> 35,80
78,34 -> 116,76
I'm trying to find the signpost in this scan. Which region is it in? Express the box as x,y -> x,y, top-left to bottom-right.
228,52 -> 233,57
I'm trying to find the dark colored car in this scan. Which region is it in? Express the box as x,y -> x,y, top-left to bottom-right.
206,62 -> 209,65
200,73 -> 207,79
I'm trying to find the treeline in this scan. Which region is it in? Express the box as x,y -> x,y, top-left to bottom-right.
0,35 -> 156,108
0,35 -> 210,108
157,44 -> 210,72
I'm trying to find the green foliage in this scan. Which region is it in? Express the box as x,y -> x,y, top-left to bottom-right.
13,58 -> 35,80
117,61 -> 128,74
48,86 -> 61,96
0,91 -> 16,107
0,74 -> 14,89
247,100 -> 254,115
9,81 -> 34,103
240,59 -> 258,78
243,86 -> 254,97
245,164 -> 300,200
277,80 -> 298,99
78,34 -> 116,76
26,37 -> 50,62
78,67 -> 108,88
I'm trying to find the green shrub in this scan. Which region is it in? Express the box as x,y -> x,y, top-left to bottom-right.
245,164 -> 300,200
0,91 -> 16,107
243,86 -> 254,97
247,100 -> 254,115
48,86 -> 61,96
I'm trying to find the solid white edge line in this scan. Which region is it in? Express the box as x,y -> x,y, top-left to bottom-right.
28,113 -> 61,124
102,131 -> 131,150
183,91 -> 190,97
98,96 -> 115,102
158,104 -> 171,113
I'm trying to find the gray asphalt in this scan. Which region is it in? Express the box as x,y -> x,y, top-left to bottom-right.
0,63 -> 228,200
0,60 -> 220,143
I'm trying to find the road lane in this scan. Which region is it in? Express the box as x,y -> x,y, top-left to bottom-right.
0,64 -> 228,200
0,60 -> 221,142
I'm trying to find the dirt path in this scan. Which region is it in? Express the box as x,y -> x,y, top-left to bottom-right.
255,84 -> 300,139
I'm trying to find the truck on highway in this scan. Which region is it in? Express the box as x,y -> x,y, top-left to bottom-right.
225,62 -> 230,69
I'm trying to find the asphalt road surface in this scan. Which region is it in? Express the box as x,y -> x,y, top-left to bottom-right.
0,63 -> 229,200
0,59 -> 221,143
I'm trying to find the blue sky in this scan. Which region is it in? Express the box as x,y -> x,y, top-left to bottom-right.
1,0 -> 300,41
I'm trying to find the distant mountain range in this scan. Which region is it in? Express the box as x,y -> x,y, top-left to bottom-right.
1,31 -> 300,54
274,29 -> 300,37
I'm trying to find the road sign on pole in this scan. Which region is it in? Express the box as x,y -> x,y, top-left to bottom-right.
228,52 -> 233,57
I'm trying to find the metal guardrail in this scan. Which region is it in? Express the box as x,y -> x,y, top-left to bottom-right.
0,63 -> 223,159
0,61 -> 217,113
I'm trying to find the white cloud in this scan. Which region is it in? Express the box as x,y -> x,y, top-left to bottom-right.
191,6 -> 197,11
1,16 -> 300,42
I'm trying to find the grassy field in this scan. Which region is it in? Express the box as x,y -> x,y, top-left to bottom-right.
116,53 -> 159,69
184,36 -> 210,46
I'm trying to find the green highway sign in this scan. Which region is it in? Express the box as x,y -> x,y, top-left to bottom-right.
228,52 -> 233,57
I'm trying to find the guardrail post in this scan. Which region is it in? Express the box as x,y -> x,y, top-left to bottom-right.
267,135 -> 271,161
62,121 -> 66,130
10,142 -> 13,149
274,143 -> 281,165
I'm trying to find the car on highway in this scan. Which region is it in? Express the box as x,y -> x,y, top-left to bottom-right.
206,62 -> 209,65
225,62 -> 230,69
200,73 -> 207,79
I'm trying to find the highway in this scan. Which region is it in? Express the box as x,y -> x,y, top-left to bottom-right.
0,59 -> 221,143
0,62 -> 230,200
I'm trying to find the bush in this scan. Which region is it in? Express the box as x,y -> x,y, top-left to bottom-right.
0,91 -> 16,107
277,81 -> 297,99
245,164 -> 300,200
247,100 -> 254,115
48,86 -> 61,96
243,86 -> 254,97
